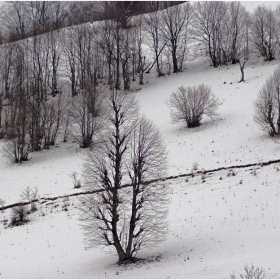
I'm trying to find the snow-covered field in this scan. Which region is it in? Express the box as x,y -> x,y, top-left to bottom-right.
1,55 -> 280,278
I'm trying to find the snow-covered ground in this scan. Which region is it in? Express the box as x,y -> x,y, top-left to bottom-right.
136,57 -> 280,176
0,164 -> 279,278
1,54 -> 280,278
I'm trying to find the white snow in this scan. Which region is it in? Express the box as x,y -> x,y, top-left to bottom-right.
1,42 -> 280,279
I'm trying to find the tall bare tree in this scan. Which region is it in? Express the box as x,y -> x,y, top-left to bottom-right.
95,20 -> 116,90
193,1 -> 229,67
229,2 -> 248,64
132,18 -> 150,85
1,42 -> 30,163
254,67 -> 280,136
70,85 -> 103,148
79,91 -> 168,263
236,9 -> 251,83
46,30 -> 61,97
1,1 -> 28,41
251,5 -> 277,61
143,9 -> 166,76
63,29 -> 79,96
160,2 -> 192,73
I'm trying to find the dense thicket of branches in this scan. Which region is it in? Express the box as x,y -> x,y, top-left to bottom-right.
167,84 -> 222,128
1,1 -> 280,162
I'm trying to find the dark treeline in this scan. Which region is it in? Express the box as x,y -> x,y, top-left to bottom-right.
0,1 -> 280,163
0,1 -> 185,43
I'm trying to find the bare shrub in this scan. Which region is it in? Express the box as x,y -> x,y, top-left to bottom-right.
192,161 -> 199,171
10,203 -> 28,226
69,171 -> 81,189
167,84 -> 222,128
62,195 -> 70,211
20,186 -> 39,212
230,264 -> 266,279
1,138 -> 29,163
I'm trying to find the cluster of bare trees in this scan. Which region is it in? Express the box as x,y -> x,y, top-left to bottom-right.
193,2 -> 280,66
0,1 -> 72,42
0,38 -> 69,162
0,1 -> 183,43
1,1 -> 280,163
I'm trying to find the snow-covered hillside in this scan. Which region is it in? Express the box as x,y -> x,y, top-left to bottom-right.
1,53 -> 280,278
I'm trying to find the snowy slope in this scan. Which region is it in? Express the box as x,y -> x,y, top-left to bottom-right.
136,56 -> 280,175
1,51 -> 280,278
0,164 -> 279,278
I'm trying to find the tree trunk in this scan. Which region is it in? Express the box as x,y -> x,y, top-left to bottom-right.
115,29 -> 121,90
0,98 -> 2,129
125,184 -> 137,261
239,62 -> 245,83
172,48 -> 178,73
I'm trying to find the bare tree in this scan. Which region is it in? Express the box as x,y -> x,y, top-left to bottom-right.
40,100 -> 57,149
119,28 -> 132,90
253,67 -> 280,136
160,2 -> 193,73
167,84 -> 222,128
67,2 -> 99,26
101,1 -> 134,28
236,9 -> 251,83
20,186 -> 39,212
95,20 -> 117,90
70,85 -> 103,148
1,1 -> 72,42
62,106 -> 71,143
63,29 -> 79,96
251,5 -> 277,61
275,4 -> 280,51
0,1 -> 28,41
49,1 -> 70,30
193,1 -> 229,67
79,91 -> 168,263
27,1 -> 53,36
0,47 -> 9,134
143,8 -> 166,76
132,18 -> 150,85
63,24 -> 101,95
28,35 -> 50,151
46,30 -> 61,97
229,2 -> 248,64
40,92 -> 66,149
1,42 -> 30,163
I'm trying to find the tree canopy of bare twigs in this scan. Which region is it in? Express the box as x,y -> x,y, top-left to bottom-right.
193,1 -> 229,67
160,2 -> 192,73
79,91 -> 168,263
251,5 -> 278,61
69,85 -> 103,148
253,67 -> 280,136
167,84 -> 222,128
